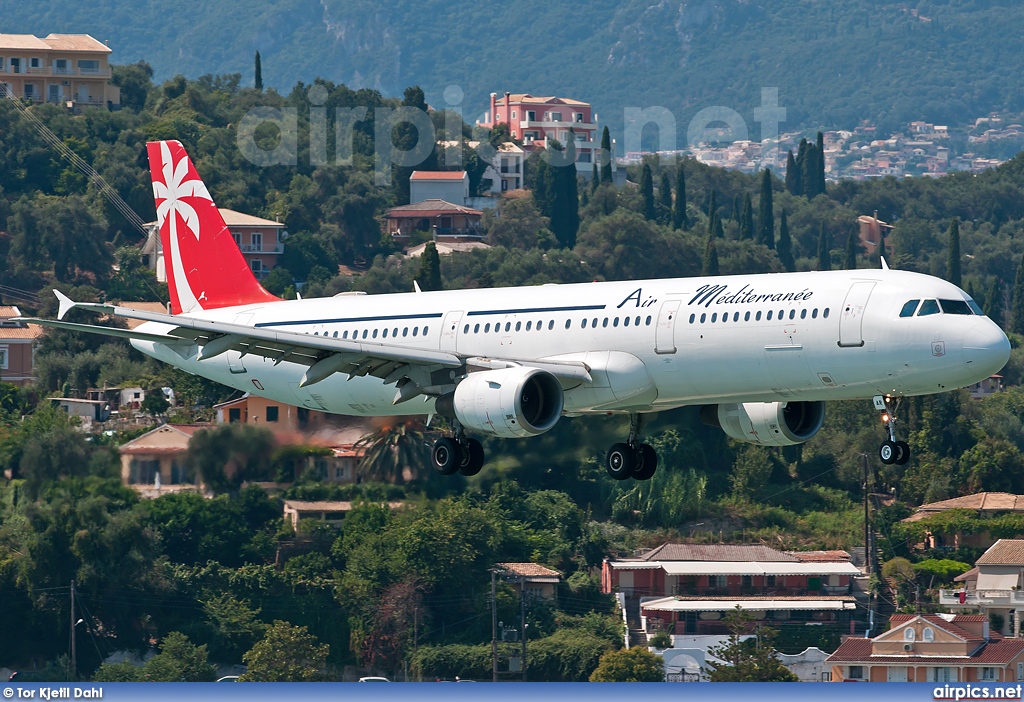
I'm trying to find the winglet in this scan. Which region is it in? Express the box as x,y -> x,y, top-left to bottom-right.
54,290 -> 76,320
413,280 -> 422,294
880,257 -> 890,271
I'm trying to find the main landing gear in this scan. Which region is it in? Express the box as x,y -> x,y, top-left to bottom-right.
432,425 -> 486,477
874,395 -> 910,466
606,413 -> 659,481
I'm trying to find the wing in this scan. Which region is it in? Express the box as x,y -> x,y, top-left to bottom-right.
33,293 -> 591,404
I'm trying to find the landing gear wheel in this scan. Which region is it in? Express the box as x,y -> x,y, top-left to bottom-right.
894,441 -> 910,465
432,437 -> 462,475
606,443 -> 636,480
632,443 -> 658,481
458,438 -> 486,477
879,440 -> 897,465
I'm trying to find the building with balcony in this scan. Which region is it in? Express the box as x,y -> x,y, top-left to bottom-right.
0,305 -> 43,386
476,92 -> 617,176
409,171 -> 469,204
0,34 -> 119,110
384,200 -> 483,239
602,544 -> 860,637
827,613 -> 1024,682
940,539 -> 1024,637
143,208 -> 286,281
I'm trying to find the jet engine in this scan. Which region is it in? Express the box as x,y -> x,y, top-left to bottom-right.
700,401 -> 825,447
438,367 -> 564,439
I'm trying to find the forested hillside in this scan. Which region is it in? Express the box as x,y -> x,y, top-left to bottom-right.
5,68 -> 1024,680
3,1 -> 1024,135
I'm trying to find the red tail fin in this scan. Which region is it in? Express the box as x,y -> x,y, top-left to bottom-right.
146,140 -> 279,314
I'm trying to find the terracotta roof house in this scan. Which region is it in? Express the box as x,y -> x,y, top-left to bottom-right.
941,539 -> 1024,636
118,423 -> 209,497
0,33 -> 120,110
827,613 -> 1024,682
902,493 -> 1024,550
385,199 -> 483,239
602,543 -> 859,638
495,562 -> 561,600
0,306 -> 43,386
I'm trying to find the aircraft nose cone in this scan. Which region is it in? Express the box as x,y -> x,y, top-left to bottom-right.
964,321 -> 1011,375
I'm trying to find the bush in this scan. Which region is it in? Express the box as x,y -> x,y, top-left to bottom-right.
647,631 -> 673,649
588,647 -> 664,682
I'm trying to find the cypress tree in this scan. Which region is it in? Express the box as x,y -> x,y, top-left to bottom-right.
946,217 -> 962,287
756,169 -> 775,249
672,164 -> 687,230
1011,252 -> 1024,335
845,231 -> 859,270
707,190 -> 718,235
600,127 -> 613,183
640,162 -> 655,220
702,227 -> 719,276
803,144 -> 821,199
254,51 -> 263,91
548,140 -> 579,248
817,223 -> 831,271
793,139 -> 808,196
532,157 -> 554,217
741,193 -> 755,241
659,171 -> 673,219
733,194 -> 742,224
986,279 -> 1004,328
418,242 -> 442,291
777,210 -> 795,272
591,161 -> 599,193
816,131 -> 827,195
784,150 -> 799,195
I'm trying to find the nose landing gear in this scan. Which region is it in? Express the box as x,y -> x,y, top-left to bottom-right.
874,395 -> 910,465
605,413 -> 659,481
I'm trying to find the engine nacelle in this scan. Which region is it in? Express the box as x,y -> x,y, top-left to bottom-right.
700,401 -> 825,447
448,367 -> 564,439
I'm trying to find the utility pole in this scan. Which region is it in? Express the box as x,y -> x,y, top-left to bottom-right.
862,453 -> 871,576
70,579 -> 76,679
520,575 -> 527,682
491,570 -> 498,683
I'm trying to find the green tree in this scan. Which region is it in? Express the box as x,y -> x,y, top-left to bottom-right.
706,609 -> 798,682
658,171 -> 672,222
240,621 -> 329,682
93,662 -> 144,682
417,241 -> 442,291
741,193 -> 755,241
702,225 -> 719,276
111,61 -> 153,113
639,162 -> 655,220
143,632 -> 217,682
106,246 -> 166,302
354,419 -> 433,483
776,210 -> 795,272
986,278 -> 1005,328
845,231 -> 859,269
672,163 -> 688,230
600,127 -> 613,183
254,51 -> 263,91
818,222 -> 831,271
792,138 -> 808,196
1011,251 -> 1024,335
784,150 -> 799,195
756,169 -> 775,249
591,161 -> 599,193
185,424 -> 275,494
815,131 -> 827,195
484,195 -> 554,250
141,391 -> 169,416
589,647 -> 664,682
550,137 -> 580,248
947,217 -> 962,287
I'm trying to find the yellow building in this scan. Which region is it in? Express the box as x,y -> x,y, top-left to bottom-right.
0,33 -> 120,109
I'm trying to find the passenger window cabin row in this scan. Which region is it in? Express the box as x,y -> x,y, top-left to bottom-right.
688,308 -> 831,324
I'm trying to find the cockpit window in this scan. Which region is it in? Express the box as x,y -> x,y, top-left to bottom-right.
939,299 -> 973,315
966,298 -> 985,316
900,300 -> 920,318
917,299 -> 940,316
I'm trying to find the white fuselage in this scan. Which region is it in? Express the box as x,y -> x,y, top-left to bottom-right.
131,268 -> 1009,417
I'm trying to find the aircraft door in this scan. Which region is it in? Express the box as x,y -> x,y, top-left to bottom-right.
440,310 -> 463,354
838,282 -> 876,348
655,300 -> 681,354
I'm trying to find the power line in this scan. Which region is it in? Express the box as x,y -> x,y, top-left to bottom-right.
0,85 -> 150,238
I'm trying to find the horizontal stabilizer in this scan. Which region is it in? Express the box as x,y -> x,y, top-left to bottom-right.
17,317 -> 189,345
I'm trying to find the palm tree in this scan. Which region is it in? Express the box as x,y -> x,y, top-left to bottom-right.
354,420 -> 434,484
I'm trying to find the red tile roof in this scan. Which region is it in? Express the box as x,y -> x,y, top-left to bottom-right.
887,614 -> 985,645
788,550 -> 852,563
828,637 -> 1024,665
496,562 -> 561,578
634,543 -> 797,563
978,539 -> 1024,565
409,171 -> 467,181
385,199 -> 482,217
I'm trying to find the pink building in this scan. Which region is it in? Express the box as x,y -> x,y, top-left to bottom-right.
477,92 -> 606,173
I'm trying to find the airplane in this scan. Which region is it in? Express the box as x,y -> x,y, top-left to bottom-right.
25,140 -> 1011,480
